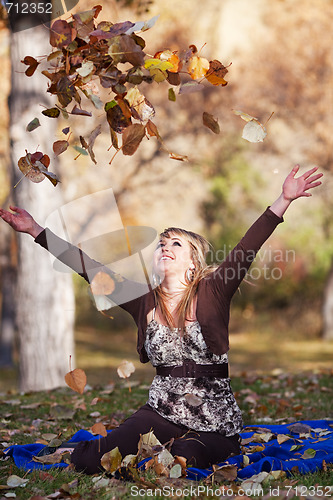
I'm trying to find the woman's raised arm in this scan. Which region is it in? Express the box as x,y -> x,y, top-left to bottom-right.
0,205 -> 44,238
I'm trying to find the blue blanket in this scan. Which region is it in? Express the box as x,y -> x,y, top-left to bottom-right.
5,420 -> 333,481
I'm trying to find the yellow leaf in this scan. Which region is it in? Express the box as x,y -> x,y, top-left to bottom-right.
188,55 -> 209,80
144,58 -> 173,71
101,446 -> 122,473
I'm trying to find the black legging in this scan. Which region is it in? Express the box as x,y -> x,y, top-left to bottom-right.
71,404 -> 240,474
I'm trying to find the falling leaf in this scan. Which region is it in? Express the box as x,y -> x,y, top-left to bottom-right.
205,60 -> 229,86
168,88 -> 176,102
144,58 -> 174,72
146,120 -> 160,138
117,360 -> 135,379
233,109 -> 258,122
184,393 -> 203,407
64,367 -> 87,394
90,271 -> 115,295
17,151 -> 59,187
73,145 -> 89,156
77,61 -> 95,78
42,107 -> 60,118
50,20 -> 77,48
101,446 -> 122,473
21,56 -> 39,77
154,50 -> 182,73
122,124 -> 146,156
125,87 -> 155,123
91,422 -> 107,437
169,152 -> 188,161
178,81 -> 205,94
203,112 -> 220,134
188,55 -> 210,79
26,117 -> 41,132
242,120 -> 267,143
53,140 -> 69,156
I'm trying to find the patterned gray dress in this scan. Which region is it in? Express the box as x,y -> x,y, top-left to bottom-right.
144,310 -> 243,436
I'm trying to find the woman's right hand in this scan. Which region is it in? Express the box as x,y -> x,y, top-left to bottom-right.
0,206 -> 44,238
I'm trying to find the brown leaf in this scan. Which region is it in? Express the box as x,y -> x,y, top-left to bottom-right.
212,463 -> 238,482
91,422 -> 107,437
53,140 -> 69,156
169,152 -> 188,161
203,112 -> 220,134
106,104 -> 131,134
146,120 -> 160,138
22,56 -> 39,77
205,60 -> 229,86
64,368 -> 87,394
50,20 -> 77,49
122,124 -> 146,156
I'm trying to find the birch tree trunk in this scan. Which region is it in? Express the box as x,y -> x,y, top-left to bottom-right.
9,4 -> 75,391
322,262 -> 333,341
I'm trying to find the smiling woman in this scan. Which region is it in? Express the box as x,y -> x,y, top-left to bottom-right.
0,165 -> 323,474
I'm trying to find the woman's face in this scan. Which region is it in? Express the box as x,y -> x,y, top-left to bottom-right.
153,233 -> 194,281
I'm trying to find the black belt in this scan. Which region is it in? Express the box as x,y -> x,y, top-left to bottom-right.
156,361 -> 229,378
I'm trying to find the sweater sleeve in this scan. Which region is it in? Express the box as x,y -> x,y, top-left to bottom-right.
34,228 -> 150,313
211,207 -> 283,300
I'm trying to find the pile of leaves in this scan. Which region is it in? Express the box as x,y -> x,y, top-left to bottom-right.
19,4 -> 233,187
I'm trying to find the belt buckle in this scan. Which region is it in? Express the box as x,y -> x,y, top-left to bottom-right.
183,360 -> 196,378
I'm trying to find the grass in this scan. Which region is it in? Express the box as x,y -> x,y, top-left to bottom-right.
0,308 -> 333,498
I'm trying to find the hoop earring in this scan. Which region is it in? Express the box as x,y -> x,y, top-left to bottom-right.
152,273 -> 161,287
185,267 -> 195,284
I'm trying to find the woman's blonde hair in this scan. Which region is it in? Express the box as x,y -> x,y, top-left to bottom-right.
153,227 -> 216,330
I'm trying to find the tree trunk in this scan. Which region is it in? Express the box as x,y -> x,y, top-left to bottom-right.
9,4 -> 75,391
322,260 -> 333,341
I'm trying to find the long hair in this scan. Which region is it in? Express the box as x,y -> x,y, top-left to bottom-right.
153,227 -> 216,330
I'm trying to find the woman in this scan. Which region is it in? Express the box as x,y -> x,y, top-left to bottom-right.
0,165 -> 322,473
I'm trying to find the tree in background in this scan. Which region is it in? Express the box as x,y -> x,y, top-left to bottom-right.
5,1 -> 75,391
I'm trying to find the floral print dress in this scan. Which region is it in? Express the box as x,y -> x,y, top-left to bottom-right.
144,309 -> 243,436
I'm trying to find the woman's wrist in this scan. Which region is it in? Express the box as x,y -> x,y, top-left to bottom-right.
269,193 -> 292,218
29,222 -> 44,239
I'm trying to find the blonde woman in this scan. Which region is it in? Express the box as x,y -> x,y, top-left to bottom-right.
0,165 -> 322,473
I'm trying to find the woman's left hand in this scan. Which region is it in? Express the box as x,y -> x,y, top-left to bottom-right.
282,165 -> 323,201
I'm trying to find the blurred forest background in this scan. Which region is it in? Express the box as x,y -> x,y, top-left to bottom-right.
0,0 -> 332,391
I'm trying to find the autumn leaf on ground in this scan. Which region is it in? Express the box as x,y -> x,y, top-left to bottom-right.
203,112 -> 220,134
117,360 -> 135,379
65,357 -> 87,394
101,446 -> 122,473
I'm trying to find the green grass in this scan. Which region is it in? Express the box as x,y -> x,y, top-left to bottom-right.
0,370 -> 332,499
